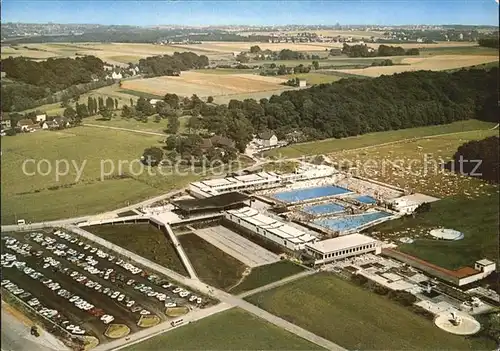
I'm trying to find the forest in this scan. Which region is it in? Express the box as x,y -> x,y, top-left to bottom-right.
448,136 -> 499,184
192,67 -> 497,143
138,52 -> 209,77
478,38 -> 499,49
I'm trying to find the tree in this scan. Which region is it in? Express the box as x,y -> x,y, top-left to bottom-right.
165,135 -> 177,150
141,147 -> 163,166
63,107 -> 77,120
166,115 -> 180,134
106,97 -> 115,111
312,60 -> 320,70
235,53 -> 249,63
164,93 -> 179,109
98,96 -> 104,110
250,45 -> 261,53
99,107 -> 112,120
114,98 -> 119,110
93,97 -> 98,114
87,96 -> 94,115
76,103 -> 89,119
130,98 -> 134,106
207,96 -> 214,103
60,95 -> 70,108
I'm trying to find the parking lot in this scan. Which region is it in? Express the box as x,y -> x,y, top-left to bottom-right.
1,228 -> 211,347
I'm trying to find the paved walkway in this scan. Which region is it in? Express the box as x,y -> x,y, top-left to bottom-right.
238,270 -> 316,298
83,123 -> 165,136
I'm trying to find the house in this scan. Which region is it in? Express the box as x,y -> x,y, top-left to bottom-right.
298,80 -> 307,88
149,99 -> 162,107
1,118 -> 11,130
53,117 -> 71,128
36,114 -> 47,122
106,71 -> 123,80
258,131 -> 278,148
17,118 -> 34,132
42,120 -> 59,130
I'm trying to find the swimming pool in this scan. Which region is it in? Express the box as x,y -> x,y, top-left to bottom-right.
314,211 -> 392,232
355,195 -> 377,204
272,185 -> 351,203
303,202 -> 345,215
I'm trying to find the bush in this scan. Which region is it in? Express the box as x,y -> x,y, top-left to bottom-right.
351,274 -> 368,286
388,290 -> 417,306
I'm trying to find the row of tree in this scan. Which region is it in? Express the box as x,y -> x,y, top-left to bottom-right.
478,38 -> 499,49
342,43 -> 420,57
138,52 -> 209,77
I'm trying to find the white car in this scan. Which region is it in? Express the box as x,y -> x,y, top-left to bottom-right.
111,291 -> 120,299
140,310 -> 150,315
69,296 -> 80,303
173,288 -> 182,294
126,300 -> 135,308
165,302 -> 176,308
117,294 -> 125,302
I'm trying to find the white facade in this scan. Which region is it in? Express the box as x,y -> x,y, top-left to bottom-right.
225,207 -> 317,251
391,193 -> 440,214
36,114 -> 47,122
305,234 -> 381,265
298,80 -> 307,88
456,259 -> 498,286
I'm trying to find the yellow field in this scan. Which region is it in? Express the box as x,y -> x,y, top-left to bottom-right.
238,30 -> 389,38
333,54 -> 499,77
122,71 -> 288,98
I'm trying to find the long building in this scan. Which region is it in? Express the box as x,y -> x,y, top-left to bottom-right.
305,234 -> 381,265
224,206 -> 317,251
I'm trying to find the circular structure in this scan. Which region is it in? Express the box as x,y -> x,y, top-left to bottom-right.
104,324 -> 131,339
434,311 -> 480,335
166,306 -> 189,317
137,315 -> 160,328
399,237 -> 414,244
430,228 -> 464,241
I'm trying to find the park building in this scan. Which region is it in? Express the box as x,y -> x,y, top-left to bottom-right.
224,206 -> 317,251
305,234 -> 381,265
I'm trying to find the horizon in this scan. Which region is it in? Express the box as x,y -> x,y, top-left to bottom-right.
2,0 -> 499,27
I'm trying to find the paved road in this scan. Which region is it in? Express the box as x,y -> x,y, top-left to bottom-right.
65,225 -> 346,351
1,303 -> 69,351
238,269 -> 316,298
83,123 -> 165,136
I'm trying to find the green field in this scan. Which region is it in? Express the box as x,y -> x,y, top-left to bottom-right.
125,308 -> 324,351
230,261 -> 306,294
108,55 -> 143,64
1,126 -> 199,223
83,115 -> 191,134
284,72 -> 344,85
367,191 -> 499,269
118,88 -> 164,100
246,273 -> 495,350
266,119 -> 496,158
84,223 -> 188,275
178,234 -> 247,290
194,68 -> 259,75
420,46 -> 500,56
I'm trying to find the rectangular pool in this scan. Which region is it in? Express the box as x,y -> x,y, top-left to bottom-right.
313,211 -> 392,233
303,203 -> 345,215
354,195 -> 377,204
272,185 -> 351,203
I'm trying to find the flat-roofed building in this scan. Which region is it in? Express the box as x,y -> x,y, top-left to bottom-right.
224,206 -> 317,251
305,234 -> 381,265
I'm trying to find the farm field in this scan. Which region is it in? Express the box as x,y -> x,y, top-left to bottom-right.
124,308 -> 324,351
266,119 -> 496,158
284,72 -> 344,85
419,45 -> 500,56
178,234 -> 247,290
84,223 -> 188,276
121,71 -> 290,98
367,190 -> 499,270
335,128 -> 498,198
0,126 -> 200,223
334,54 -> 498,77
246,273 -> 495,350
230,261 -> 306,294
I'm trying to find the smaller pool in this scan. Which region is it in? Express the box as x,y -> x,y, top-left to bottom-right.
272,185 -> 351,203
303,203 -> 345,215
314,211 -> 392,232
355,195 -> 377,204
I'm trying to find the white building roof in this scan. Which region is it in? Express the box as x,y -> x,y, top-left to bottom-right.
393,193 -> 440,207
306,234 -> 377,254
476,259 -> 495,266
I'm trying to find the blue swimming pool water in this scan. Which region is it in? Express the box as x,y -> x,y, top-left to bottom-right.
272,185 -> 351,203
314,211 -> 392,232
303,202 -> 345,215
355,195 -> 377,204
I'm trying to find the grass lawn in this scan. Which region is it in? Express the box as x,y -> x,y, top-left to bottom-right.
266,119 -> 496,158
118,88 -> 164,100
1,126 -> 199,223
334,128 -> 498,198
367,191 -> 499,269
84,223 -> 188,275
230,261 -> 306,294
178,234 -> 247,290
107,55 -> 143,64
246,273 -> 495,350
125,308 -> 324,351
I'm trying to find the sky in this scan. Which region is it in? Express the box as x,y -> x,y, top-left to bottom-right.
2,0 -> 499,26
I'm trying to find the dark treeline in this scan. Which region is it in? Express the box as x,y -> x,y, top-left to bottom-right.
1,55 -> 105,91
138,52 -> 209,77
448,136 -> 499,184
194,67 -> 497,143
478,38 -> 499,49
342,43 -> 420,57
